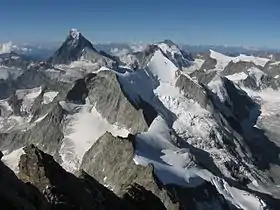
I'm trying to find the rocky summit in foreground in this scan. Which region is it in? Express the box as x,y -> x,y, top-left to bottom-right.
1,29 -> 280,210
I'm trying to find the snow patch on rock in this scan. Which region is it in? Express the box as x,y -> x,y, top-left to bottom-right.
59,100 -> 129,172
43,91 -> 59,104
2,147 -> 25,173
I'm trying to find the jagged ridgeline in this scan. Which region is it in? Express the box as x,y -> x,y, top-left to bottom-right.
0,29 -> 280,210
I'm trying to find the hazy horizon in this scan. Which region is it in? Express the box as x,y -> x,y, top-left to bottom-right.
0,0 -> 279,49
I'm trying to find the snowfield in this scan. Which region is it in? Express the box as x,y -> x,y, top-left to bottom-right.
118,48 -> 268,209
43,91 -> 59,104
59,100 -> 129,172
2,147 -> 25,173
147,49 -> 178,84
134,116 -> 205,187
210,50 -> 270,70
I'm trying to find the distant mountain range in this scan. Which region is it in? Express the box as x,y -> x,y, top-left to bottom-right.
1,29 -> 280,209
4,40 -> 280,61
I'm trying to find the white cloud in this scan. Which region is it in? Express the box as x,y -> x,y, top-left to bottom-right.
110,48 -> 129,56
130,43 -> 148,52
0,41 -> 14,54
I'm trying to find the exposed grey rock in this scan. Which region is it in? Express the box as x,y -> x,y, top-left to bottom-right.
133,44 -> 159,69
49,30 -> 118,68
0,52 -> 33,69
87,70 -> 155,133
242,73 -> 280,90
7,93 -> 22,116
199,57 -> 217,71
159,40 -> 194,69
122,183 -> 167,210
190,69 -> 217,85
18,144 -> 128,210
222,77 -> 259,124
66,77 -> 91,104
0,103 -> 65,157
80,132 -> 178,209
81,47 -> 118,69
222,61 -> 261,76
49,30 -> 96,65
0,158 -> 50,210
264,61 -> 280,78
80,132 -> 237,210
175,74 -> 208,108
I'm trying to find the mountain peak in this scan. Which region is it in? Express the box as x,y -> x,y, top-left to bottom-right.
69,28 -> 80,39
48,29 -> 96,64
161,39 -> 177,47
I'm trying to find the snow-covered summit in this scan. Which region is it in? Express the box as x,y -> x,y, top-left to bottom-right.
69,28 -> 80,39
209,49 -> 270,71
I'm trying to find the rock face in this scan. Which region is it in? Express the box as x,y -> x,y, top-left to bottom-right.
80,132 -> 178,209
199,57 -> 217,71
222,61 -> 260,76
0,103 -> 65,157
221,77 -> 259,124
0,150 -> 50,210
18,144 -> 128,210
66,78 -> 90,104
190,69 -> 217,85
242,73 -> 280,90
158,40 -> 194,69
264,61 -> 280,78
175,74 -> 208,108
87,70 -> 154,133
80,132 -> 236,210
49,30 -> 95,65
49,29 -> 117,68
0,143 -> 175,210
133,44 -> 159,69
0,52 -> 32,69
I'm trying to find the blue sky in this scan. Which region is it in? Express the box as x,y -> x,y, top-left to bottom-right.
0,0 -> 279,48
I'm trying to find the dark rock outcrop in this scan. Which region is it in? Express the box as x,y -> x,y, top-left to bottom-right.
159,40 -> 194,69
80,132 -> 237,210
49,30 -> 117,68
87,70 -> 153,133
0,154 -> 50,210
199,57 -> 217,71
242,73 -> 280,90
66,78 -> 90,104
18,144 -> 128,210
264,61 -> 280,77
222,61 -> 261,76
49,30 -> 96,65
0,103 -> 65,157
190,69 -> 217,85
80,132 -> 178,209
176,74 -> 208,108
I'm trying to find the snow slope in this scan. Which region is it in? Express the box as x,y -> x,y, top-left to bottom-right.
235,54 -> 269,67
210,50 -> 233,70
183,58 -> 205,73
247,67 -> 266,86
157,42 -> 182,57
2,147 -> 25,173
116,49 -> 267,209
147,50 -> 178,84
42,91 -> 59,104
16,87 -> 42,114
210,50 -> 270,70
59,100 -> 129,172
208,75 -> 230,103
134,116 -> 205,187
225,72 -> 248,82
